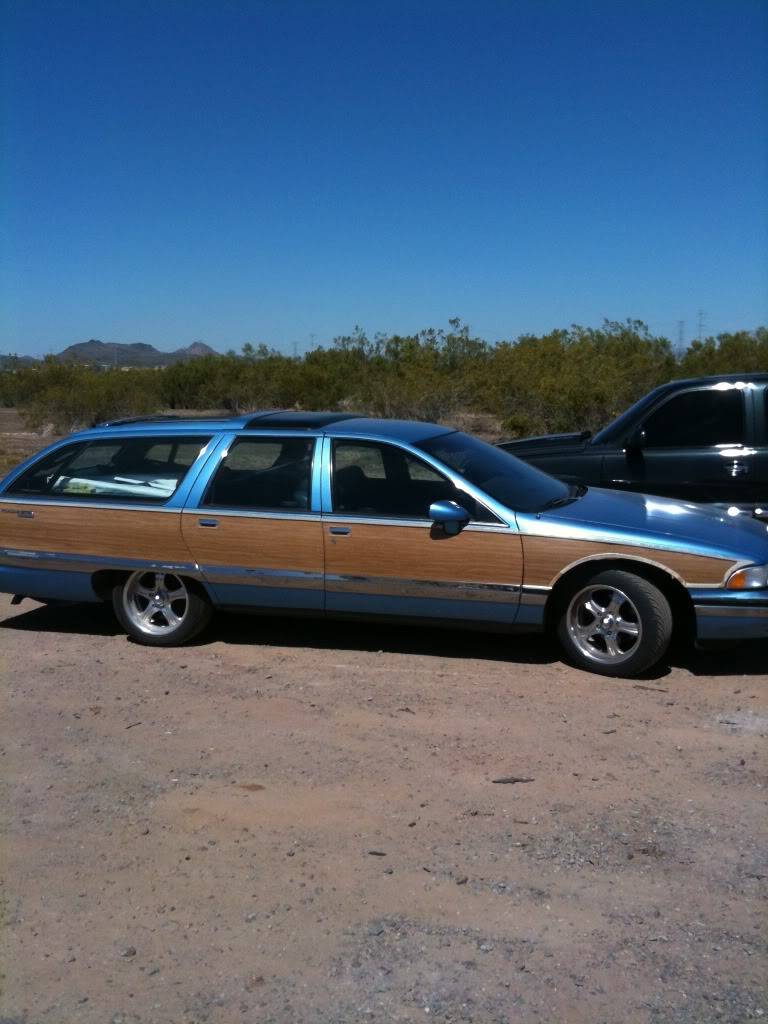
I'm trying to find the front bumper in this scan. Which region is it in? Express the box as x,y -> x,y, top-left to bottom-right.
689,588 -> 768,640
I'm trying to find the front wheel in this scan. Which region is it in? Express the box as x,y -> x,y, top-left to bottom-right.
112,570 -> 212,647
556,570 -> 673,678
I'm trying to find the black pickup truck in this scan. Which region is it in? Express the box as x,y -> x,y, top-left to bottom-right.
499,373 -> 768,517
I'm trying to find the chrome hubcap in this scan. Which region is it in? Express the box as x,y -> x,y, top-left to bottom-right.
566,585 -> 642,664
123,570 -> 189,636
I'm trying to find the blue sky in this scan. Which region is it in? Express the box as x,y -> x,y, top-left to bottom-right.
2,0 -> 767,356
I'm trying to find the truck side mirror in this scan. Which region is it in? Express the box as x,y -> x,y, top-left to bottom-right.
626,427 -> 646,451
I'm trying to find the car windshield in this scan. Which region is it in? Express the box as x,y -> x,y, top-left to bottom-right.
417,431 -> 571,513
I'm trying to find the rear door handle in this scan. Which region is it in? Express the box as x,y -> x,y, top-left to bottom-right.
329,526 -> 351,535
198,518 -> 219,528
16,509 -> 34,519
728,461 -> 749,477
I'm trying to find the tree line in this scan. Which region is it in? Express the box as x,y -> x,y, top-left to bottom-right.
1,319 -> 766,438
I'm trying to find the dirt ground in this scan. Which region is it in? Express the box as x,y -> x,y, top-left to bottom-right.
0,594 -> 766,1024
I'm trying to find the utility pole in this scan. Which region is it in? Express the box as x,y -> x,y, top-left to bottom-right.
676,320 -> 686,354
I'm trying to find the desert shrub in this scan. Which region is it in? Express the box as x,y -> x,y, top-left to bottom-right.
1,322 -> 764,437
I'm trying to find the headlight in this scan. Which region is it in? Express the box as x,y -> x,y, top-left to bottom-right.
726,564 -> 768,589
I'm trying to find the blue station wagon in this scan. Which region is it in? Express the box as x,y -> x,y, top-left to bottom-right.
1,411 -> 767,678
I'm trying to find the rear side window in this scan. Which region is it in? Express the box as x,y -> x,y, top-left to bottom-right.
6,435 -> 211,503
203,436 -> 315,511
642,389 -> 745,448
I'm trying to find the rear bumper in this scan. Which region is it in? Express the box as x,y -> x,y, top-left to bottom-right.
0,565 -> 101,603
690,588 -> 768,640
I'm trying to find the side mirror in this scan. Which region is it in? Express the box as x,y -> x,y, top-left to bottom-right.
429,499 -> 470,536
626,427 -> 646,451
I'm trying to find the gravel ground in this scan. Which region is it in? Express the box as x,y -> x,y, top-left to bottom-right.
0,594 -> 766,1024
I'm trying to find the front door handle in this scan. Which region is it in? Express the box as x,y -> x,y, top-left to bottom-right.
16,509 -> 34,519
728,461 -> 749,477
198,518 -> 220,528
329,526 -> 351,536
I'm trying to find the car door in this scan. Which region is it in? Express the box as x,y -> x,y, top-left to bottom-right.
321,436 -> 523,623
181,433 -> 324,610
601,384 -> 754,504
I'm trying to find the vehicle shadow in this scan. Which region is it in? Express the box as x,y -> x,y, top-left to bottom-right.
0,601 -> 555,666
672,639 -> 768,678
2,602 -> 766,676
0,601 -> 121,637
211,611 -> 557,666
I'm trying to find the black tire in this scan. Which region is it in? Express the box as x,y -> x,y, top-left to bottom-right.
556,569 -> 673,678
111,570 -> 212,647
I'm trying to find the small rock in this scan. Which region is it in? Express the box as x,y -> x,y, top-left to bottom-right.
121,946 -> 137,958
456,876 -> 469,885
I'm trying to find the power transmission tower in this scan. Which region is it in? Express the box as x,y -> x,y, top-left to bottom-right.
697,309 -> 706,342
676,320 -> 686,354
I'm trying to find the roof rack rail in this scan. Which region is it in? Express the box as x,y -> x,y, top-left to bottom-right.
95,414 -> 186,427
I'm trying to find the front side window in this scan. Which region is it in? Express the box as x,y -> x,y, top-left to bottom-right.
417,431 -> 569,513
203,436 -> 315,511
332,440 -> 498,522
642,389 -> 745,448
6,436 -> 211,503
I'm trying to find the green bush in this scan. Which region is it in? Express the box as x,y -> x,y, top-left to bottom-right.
1,321 -> 765,437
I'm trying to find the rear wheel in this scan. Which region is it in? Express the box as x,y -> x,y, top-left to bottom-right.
556,569 -> 673,678
112,570 -> 211,646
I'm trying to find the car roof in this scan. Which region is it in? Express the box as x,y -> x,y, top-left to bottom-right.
81,411 -> 449,444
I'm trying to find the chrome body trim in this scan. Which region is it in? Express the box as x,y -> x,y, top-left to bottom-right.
694,602 -> 768,639
545,550 -> 725,589
182,507 -> 321,523
0,496 -> 183,513
325,573 -> 523,602
695,604 -> 768,619
320,515 -> 508,532
200,565 -> 323,590
0,547 -> 201,576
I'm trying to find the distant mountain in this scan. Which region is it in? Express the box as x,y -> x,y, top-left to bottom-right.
56,339 -> 218,367
0,353 -> 38,370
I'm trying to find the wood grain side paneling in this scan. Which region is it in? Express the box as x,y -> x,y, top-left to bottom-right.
324,523 -> 523,583
522,535 -> 737,587
0,502 -> 190,561
182,515 -> 324,573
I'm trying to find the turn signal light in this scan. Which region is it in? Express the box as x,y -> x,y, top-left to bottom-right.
726,565 -> 768,590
